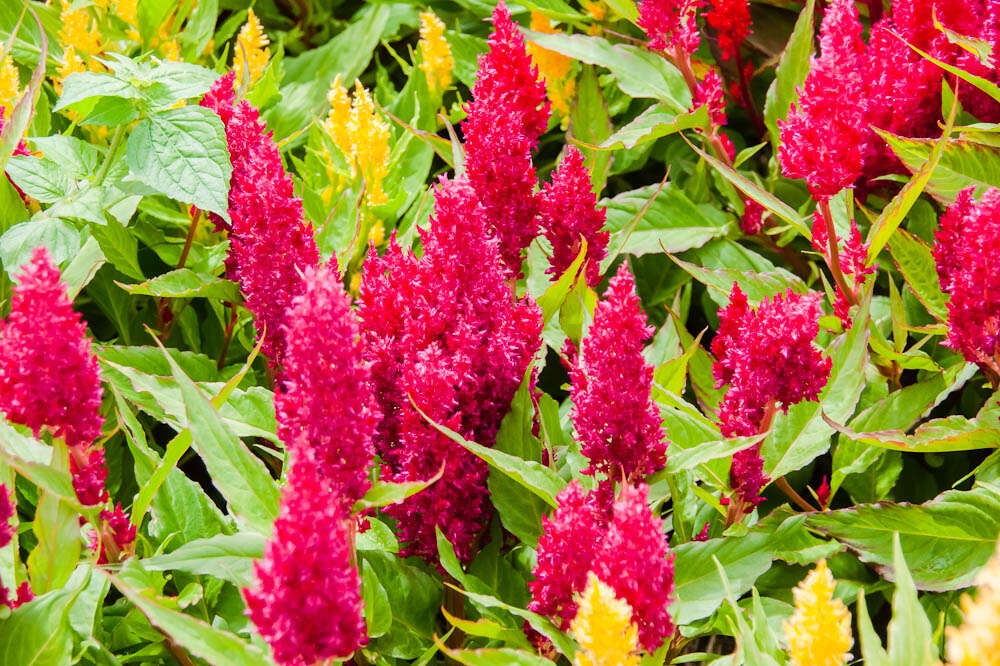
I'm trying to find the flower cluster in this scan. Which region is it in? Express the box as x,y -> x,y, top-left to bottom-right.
526,11 -> 576,125
530,483 -> 674,653
811,215 -> 874,327
244,462 -> 367,665
323,77 -> 391,207
537,147 -> 609,287
783,560 -> 853,666
97,504 -> 137,565
712,285 -> 831,507
462,1 -> 550,274
571,265 -> 667,482
571,572 -> 640,666
57,0 -> 103,87
933,187 -> 1000,384
233,8 -> 270,87
947,540 -> 1000,666
704,0 -> 751,62
778,0 -> 866,200
0,54 -> 18,117
418,11 -> 453,94
200,73 -> 321,375
637,0 -> 703,55
358,177 -> 541,563
275,261 -> 379,511
0,248 -> 107,505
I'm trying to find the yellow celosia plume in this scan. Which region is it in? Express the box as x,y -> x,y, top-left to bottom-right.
323,77 -> 390,207
417,11 -> 453,94
59,0 -> 102,58
233,8 -> 270,86
947,541 -> 1000,666
526,11 -> 575,125
0,54 -> 20,117
783,560 -> 852,666
571,573 -> 640,666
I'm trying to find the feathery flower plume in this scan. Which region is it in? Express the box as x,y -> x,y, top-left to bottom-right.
694,68 -> 728,128
946,540 -> 1000,666
778,0 -> 866,199
529,481 -> 611,629
526,11 -> 576,125
245,464 -> 367,665
712,284 -> 830,506
233,8 -> 270,87
113,0 -> 138,36
590,484 -> 674,652
97,503 -> 137,564
740,198 -> 765,236
276,262 -> 378,510
418,12 -> 453,94
0,247 -> 107,506
200,73 -> 320,374
537,147 -> 608,286
322,77 -> 391,207
58,0 -> 102,60
933,187 -> 1000,385
359,177 -> 541,563
783,560 -> 852,666
462,1 -> 550,273
0,54 -> 19,118
705,0 -> 751,61
637,0 -> 702,55
571,265 -> 667,482
571,572 -> 640,666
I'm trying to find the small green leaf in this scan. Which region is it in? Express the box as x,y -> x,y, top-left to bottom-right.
125,106 -> 232,220
354,465 -> 445,511
142,533 -> 266,588
599,104 -> 709,151
118,268 -> 240,301
888,229 -> 948,322
0,218 -> 82,276
5,155 -> 71,203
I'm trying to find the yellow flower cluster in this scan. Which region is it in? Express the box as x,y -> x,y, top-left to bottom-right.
233,8 -> 270,86
0,54 -> 19,117
947,542 -> 1000,666
571,573 -> 640,666
57,0 -> 104,90
323,76 -> 390,206
418,12 -> 453,95
113,0 -> 140,42
783,560 -> 853,666
526,11 -> 575,126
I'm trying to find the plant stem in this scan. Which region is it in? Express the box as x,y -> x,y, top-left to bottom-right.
95,126 -> 125,185
444,581 -> 465,649
774,477 -> 818,512
217,304 -> 238,370
176,209 -> 201,270
819,199 -> 857,307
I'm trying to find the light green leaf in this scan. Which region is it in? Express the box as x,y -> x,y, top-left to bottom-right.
0,218 -> 82,276
886,534 -> 937,666
117,268 -> 240,301
888,229 -> 948,322
670,255 -> 806,307
142,533 -> 266,588
0,571 -> 86,665
599,104 -> 709,151
354,465 -> 444,511
763,0 -> 815,147
882,134 -> 1000,204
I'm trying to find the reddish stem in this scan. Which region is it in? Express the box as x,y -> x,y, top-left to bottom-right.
819,199 -> 857,307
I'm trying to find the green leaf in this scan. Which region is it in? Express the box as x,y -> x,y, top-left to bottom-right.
857,590 -> 890,666
808,483 -> 1000,591
53,71 -> 141,112
108,564 -> 272,666
117,268 -> 240,301
670,255 -> 806,307
26,440 -> 81,595
5,155 -> 71,202
882,134 -> 1000,204
888,229 -> 948,322
361,559 -> 392,638
91,216 -> 143,281
0,218 -> 82,276
599,104 -> 709,151
0,8 -> 45,173
672,533 -> 773,624
601,184 -> 731,258
411,399 -> 565,508
523,31 -> 690,111
664,435 -> 764,474
363,550 -> 442,659
125,106 -> 232,220
441,607 -> 532,650
354,466 -> 445,511
886,534 -> 937,666
763,0 -> 815,148
570,65 -> 613,191
455,588 -> 578,659
160,342 -> 280,535
826,406 -> 1000,453
438,645 -> 556,666
762,290 -> 870,480
142,533 -> 266,588
0,571 -> 86,665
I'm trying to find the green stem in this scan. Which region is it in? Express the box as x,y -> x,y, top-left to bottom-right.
95,126 -> 125,185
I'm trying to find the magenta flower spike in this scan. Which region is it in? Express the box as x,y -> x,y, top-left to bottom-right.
637,0 -> 703,55
778,0 -> 866,200
537,147 -> 609,287
705,0 -> 751,62
200,73 -> 320,375
571,264 -> 667,482
358,177 -> 542,563
276,261 -> 378,511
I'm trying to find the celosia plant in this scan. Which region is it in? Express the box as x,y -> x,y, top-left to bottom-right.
783,560 -> 853,666
571,572 -> 640,666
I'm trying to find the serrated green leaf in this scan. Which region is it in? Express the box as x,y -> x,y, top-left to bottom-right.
0,218 -> 82,276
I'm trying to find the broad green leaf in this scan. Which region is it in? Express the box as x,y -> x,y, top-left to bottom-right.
354,465 -> 445,511
361,559 -> 392,638
144,61 -> 218,107
456,588 -> 578,659
826,404 -> 1000,453
762,291 -> 870,480
5,155 -> 71,202
672,533 -> 773,624
53,72 -> 140,112
160,343 -> 280,534
808,483 -> 1000,591
363,550 -> 441,659
763,0 -> 815,147
441,608 -> 532,650
886,534 -> 937,666
883,134 -> 1000,204
601,184 -> 731,258
888,229 -> 948,322
523,31 -> 690,111
0,571 -> 86,665
438,644 -> 556,666
0,218 -> 82,276
108,565 -> 272,666
412,400 -> 565,507
670,255 -> 806,307
142,533 -> 266,588
664,435 -> 763,474
117,268 -> 240,301
569,65 -> 612,191
125,106 -> 232,220
599,104 -> 709,151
